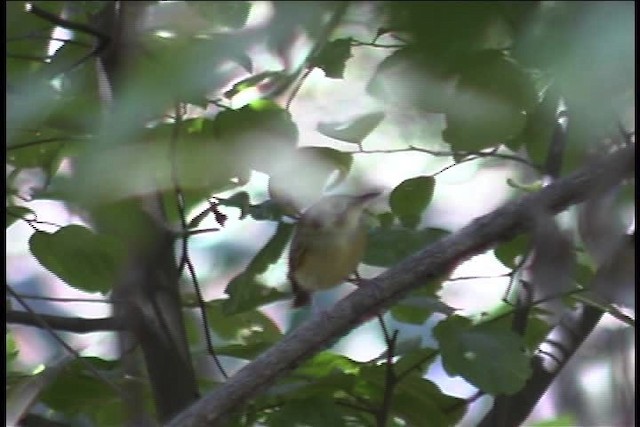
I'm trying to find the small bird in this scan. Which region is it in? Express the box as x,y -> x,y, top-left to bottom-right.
287,192 -> 380,307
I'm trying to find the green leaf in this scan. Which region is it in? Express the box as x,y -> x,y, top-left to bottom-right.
296,351 -> 361,377
366,47 -> 456,113
186,1 -> 252,29
494,234 -> 531,269
223,222 -> 293,314
267,398 -> 347,427
213,103 -> 299,176
392,374 -> 465,427
530,414 -> 578,427
312,38 -> 353,79
317,111 -> 385,145
392,346 -> 438,375
6,355 -> 75,426
443,50 -> 536,151
29,225 -> 125,293
391,293 -> 454,325
7,134 -> 67,171
7,206 -> 34,229
434,315 -> 532,395
39,357 -> 124,425
519,84 -> 561,166
359,363 -> 464,427
389,176 -> 435,229
203,300 -> 282,345
364,227 -> 449,267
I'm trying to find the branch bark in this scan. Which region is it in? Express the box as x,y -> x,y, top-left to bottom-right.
168,145 -> 635,426
6,310 -> 124,333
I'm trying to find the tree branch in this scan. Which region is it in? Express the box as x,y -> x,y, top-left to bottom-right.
6,310 -> 124,333
167,145 -> 634,426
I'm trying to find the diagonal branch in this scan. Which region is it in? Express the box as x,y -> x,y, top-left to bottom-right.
167,144 -> 635,426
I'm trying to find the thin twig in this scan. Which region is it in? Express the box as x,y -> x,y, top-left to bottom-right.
6,285 -> 125,396
169,102 -> 228,380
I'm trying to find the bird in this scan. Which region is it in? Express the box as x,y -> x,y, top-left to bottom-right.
287,191 -> 380,307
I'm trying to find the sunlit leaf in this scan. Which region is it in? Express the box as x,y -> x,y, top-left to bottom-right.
317,112 -> 385,145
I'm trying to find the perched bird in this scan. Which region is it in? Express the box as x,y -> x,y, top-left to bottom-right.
287,192 -> 380,307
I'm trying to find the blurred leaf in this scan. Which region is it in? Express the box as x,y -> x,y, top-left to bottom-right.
311,38 -> 353,79
393,346 -> 438,375
29,225 -> 125,293
494,234 -> 530,269
223,222 -> 293,314
376,211 -> 395,229
224,71 -> 287,99
434,315 -> 532,394
519,84 -> 562,166
40,357 -> 123,425
269,147 -> 353,215
391,293 -> 454,325
360,363 -> 464,427
389,176 -> 435,229
443,50 -> 536,151
186,1 -> 251,29
367,47 -> 456,113
298,351 -> 361,377
392,374 -> 465,427
267,398 -> 346,427
6,355 -> 75,427
364,227 -> 449,267
204,300 -> 282,344
317,111 -> 385,145
6,332 -> 19,364
213,102 -> 299,175
7,133 -> 67,172
530,414 -> 578,427
7,205 -> 34,229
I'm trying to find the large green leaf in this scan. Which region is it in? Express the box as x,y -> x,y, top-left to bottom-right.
434,315 -> 532,395
443,50 -> 537,152
366,47 -> 456,113
389,176 -> 435,229
29,225 -> 125,293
